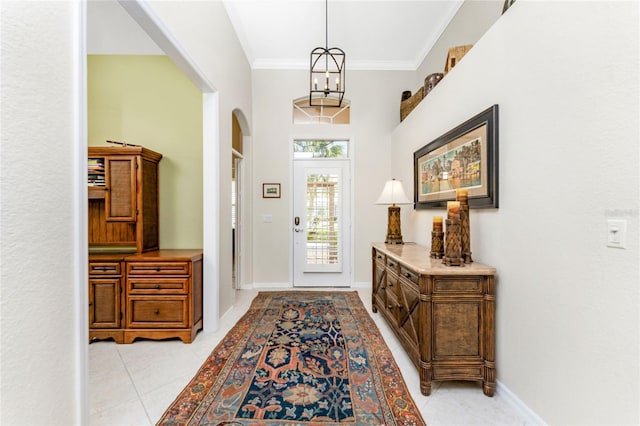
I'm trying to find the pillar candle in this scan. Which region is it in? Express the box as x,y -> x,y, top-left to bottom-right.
456,189 -> 468,201
447,201 -> 460,219
433,216 -> 443,231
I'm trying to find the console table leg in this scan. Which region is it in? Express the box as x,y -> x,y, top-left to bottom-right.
483,362 -> 496,397
419,362 -> 432,395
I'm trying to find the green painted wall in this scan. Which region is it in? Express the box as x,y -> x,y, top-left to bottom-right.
88,55 -> 203,249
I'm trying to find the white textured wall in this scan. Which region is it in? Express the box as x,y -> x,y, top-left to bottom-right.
393,2 -> 639,424
415,0 -> 502,88
1,1 -> 87,424
87,0 -> 162,54
140,0 -> 253,317
251,69 -> 413,285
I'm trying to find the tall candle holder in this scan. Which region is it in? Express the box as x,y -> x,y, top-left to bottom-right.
444,218 -> 463,266
431,216 -> 444,258
431,230 -> 444,259
457,190 -> 473,263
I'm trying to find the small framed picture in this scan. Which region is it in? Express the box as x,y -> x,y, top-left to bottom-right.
262,183 -> 281,198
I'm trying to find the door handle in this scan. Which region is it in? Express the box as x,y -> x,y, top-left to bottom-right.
294,228 -> 304,233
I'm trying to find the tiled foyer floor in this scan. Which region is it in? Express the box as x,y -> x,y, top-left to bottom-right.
89,288 -> 531,425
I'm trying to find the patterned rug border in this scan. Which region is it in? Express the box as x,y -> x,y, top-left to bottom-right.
157,291 -> 426,426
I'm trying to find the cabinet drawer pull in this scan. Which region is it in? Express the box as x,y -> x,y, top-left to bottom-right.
154,309 -> 159,315
388,262 -> 395,267
155,267 -> 161,272
405,273 -> 412,278
155,284 -> 160,289
388,304 -> 393,310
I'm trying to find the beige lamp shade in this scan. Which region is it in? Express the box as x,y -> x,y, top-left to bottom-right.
376,179 -> 411,244
376,178 -> 411,205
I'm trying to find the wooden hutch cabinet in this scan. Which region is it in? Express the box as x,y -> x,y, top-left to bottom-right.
88,146 -> 203,344
88,146 -> 161,253
372,242 -> 496,396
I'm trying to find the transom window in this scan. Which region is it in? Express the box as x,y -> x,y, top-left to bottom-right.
294,140 -> 349,159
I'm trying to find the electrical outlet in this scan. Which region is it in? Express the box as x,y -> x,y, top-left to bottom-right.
606,219 -> 626,249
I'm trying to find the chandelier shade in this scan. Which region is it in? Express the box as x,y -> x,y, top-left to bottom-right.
309,0 -> 345,107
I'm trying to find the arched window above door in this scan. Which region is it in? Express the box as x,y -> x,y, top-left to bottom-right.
292,96 -> 350,125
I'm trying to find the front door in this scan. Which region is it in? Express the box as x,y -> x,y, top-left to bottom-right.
292,159 -> 351,287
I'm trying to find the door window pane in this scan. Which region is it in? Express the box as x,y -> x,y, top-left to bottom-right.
306,173 -> 340,265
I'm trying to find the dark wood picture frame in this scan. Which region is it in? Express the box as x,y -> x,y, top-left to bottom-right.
262,183 -> 281,198
414,104 -> 499,209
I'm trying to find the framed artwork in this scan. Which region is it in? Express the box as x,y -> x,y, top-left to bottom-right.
414,104 -> 499,209
262,183 -> 281,198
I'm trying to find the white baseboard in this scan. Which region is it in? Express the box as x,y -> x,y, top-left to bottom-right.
496,380 -> 547,425
250,282 -> 293,289
244,282 -> 370,289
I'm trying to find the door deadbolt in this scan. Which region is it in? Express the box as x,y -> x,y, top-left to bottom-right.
294,216 -> 300,226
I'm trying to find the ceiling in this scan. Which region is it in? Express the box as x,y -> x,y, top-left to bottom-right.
223,0 -> 463,71
88,0 -> 463,72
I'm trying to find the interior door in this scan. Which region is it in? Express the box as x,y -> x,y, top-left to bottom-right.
293,159 -> 351,287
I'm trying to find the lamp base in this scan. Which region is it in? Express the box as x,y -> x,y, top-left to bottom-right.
385,205 -> 404,244
385,237 -> 404,245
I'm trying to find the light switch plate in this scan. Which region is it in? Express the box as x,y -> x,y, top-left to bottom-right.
606,219 -> 626,249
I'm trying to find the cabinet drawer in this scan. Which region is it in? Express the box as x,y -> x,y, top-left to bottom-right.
89,262 -> 121,275
127,262 -> 189,276
127,297 -> 188,328
373,250 -> 386,266
127,278 -> 189,295
386,257 -> 399,271
433,277 -> 483,294
386,270 -> 399,292
399,266 -> 419,286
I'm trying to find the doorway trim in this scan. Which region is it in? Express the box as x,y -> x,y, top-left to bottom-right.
288,135 -> 355,287
118,0 -> 220,333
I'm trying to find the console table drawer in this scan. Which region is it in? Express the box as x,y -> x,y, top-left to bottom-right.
433,277 -> 483,294
399,266 -> 419,285
127,297 -> 188,328
386,258 -> 399,270
127,262 -> 189,275
127,278 -> 189,294
374,251 -> 386,265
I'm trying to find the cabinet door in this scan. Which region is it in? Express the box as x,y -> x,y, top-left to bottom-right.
372,251 -> 387,312
397,272 -> 420,356
105,156 -> 136,222
89,278 -> 121,328
432,277 -> 484,363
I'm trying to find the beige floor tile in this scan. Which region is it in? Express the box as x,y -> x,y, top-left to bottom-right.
89,288 -> 530,425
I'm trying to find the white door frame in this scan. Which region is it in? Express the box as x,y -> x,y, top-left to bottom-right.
289,136 -> 355,287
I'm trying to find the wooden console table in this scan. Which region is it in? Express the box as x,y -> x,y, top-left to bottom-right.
372,242 -> 496,396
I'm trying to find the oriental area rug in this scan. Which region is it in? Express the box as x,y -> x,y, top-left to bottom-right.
157,291 -> 426,426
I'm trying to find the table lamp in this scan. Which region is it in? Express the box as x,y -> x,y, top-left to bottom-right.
376,178 -> 411,244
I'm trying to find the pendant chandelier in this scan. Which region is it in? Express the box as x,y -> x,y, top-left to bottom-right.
309,0 -> 345,107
